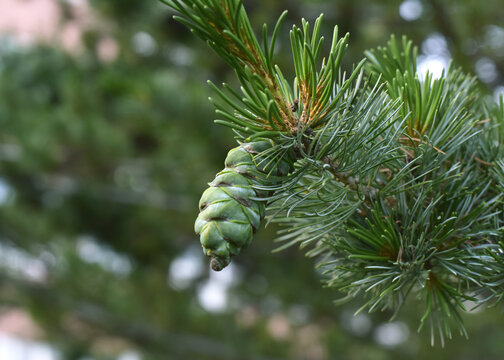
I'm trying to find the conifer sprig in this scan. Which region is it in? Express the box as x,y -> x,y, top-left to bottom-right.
162,0 -> 296,133
161,0 -> 504,344
268,81 -> 404,249
162,0 -> 364,138
366,36 -> 479,153
289,17 -> 365,128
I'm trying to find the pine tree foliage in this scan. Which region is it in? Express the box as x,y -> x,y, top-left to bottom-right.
161,0 -> 503,344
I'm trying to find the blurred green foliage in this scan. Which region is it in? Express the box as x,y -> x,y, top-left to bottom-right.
0,0 -> 503,359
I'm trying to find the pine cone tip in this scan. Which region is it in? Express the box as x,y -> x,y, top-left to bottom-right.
210,256 -> 230,271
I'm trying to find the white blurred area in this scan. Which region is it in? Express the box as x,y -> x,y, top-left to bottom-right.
76,235 -> 133,276
0,178 -> 12,205
373,321 -> 410,347
0,309 -> 57,360
417,33 -> 451,81
0,310 -> 142,360
399,0 -> 451,82
167,245 -> 242,313
399,0 -> 423,22
0,335 -> 57,360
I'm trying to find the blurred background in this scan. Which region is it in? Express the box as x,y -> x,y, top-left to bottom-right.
0,0 -> 503,359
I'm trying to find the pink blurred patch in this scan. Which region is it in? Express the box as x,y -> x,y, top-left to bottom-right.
60,21 -> 84,53
0,0 -> 117,60
97,36 -> 119,63
1,0 -> 61,46
0,309 -> 42,340
0,0 -> 61,45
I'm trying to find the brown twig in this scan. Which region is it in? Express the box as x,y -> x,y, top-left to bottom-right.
399,137 -> 446,155
476,119 -> 491,125
475,156 -> 494,167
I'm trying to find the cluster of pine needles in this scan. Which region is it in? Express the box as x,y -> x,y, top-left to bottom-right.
162,0 -> 504,345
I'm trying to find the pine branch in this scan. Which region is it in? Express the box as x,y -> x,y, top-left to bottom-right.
161,0 -> 504,344
365,35 -> 480,153
162,0 -> 297,133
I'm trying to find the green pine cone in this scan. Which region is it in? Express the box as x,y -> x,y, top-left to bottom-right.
195,140 -> 291,271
